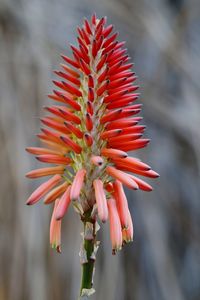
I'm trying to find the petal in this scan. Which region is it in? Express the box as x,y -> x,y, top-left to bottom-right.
90,155 -> 104,166
50,199 -> 61,253
101,148 -> 127,159
70,169 -> 86,200
26,166 -> 65,178
93,179 -> 108,223
26,174 -> 62,205
55,186 -> 71,220
107,198 -> 122,253
106,166 -> 138,190
122,209 -> 134,243
113,180 -> 129,229
44,181 -> 68,204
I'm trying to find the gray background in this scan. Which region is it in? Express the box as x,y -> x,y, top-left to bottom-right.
0,0 -> 200,299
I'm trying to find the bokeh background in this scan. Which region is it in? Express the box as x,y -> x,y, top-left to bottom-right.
0,0 -> 200,299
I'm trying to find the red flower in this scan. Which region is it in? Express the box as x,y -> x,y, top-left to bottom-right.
26,14 -> 159,257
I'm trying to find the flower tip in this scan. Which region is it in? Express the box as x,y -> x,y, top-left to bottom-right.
55,215 -> 61,221
112,249 -> 116,255
43,105 -> 49,111
91,155 -> 104,166
57,246 -> 61,253
51,244 -> 61,253
112,246 -> 122,255
60,53 -> 65,60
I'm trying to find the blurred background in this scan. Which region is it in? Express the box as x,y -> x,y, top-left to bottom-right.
0,0 -> 200,299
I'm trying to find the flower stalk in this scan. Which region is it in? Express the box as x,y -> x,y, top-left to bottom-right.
79,210 -> 98,299
25,13 -> 159,298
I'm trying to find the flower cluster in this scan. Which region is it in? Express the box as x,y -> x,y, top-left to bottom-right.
26,14 -> 159,255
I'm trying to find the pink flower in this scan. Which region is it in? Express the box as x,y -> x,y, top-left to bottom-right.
50,199 -> 62,253
107,198 -> 123,253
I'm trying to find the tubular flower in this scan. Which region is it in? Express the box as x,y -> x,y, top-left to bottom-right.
26,14 -> 159,297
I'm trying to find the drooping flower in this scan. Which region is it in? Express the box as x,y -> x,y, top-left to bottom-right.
26,13 -> 159,296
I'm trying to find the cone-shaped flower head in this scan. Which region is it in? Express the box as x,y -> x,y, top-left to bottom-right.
26,14 -> 159,253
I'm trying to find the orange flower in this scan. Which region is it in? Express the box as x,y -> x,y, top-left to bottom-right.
26,14 -> 159,295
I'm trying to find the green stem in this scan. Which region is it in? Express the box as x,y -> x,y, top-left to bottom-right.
79,212 -> 96,299
80,238 -> 95,291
